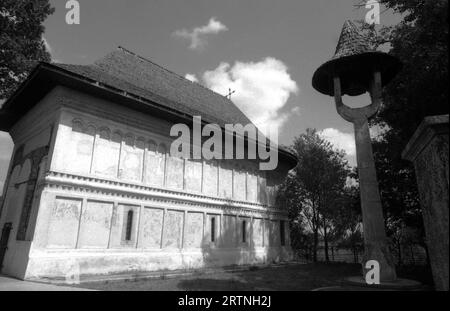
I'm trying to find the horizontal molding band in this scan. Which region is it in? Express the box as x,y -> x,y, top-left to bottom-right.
42,171 -> 287,216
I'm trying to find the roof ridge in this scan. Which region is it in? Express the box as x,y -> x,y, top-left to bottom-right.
115,46 -> 235,106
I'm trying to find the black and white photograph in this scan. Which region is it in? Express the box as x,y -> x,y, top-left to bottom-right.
0,0 -> 448,303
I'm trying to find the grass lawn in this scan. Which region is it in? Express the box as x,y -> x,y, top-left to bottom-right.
72,262 -> 432,291
73,263 -> 363,291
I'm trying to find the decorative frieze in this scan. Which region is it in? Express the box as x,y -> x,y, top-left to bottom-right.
42,171 -> 288,218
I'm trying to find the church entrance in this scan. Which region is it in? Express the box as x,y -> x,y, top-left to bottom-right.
0,222 -> 12,273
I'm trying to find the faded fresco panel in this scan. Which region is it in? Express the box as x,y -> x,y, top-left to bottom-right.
138,207 -> 164,249
78,201 -> 113,248
270,220 -> 280,246
221,215 -> 236,247
166,156 -> 184,190
264,219 -> 270,247
185,160 -> 202,193
252,218 -> 263,247
203,161 -> 218,197
239,217 -> 250,246
69,121 -> 95,174
119,136 -> 144,182
258,173 -> 267,205
218,164 -> 233,199
47,198 -> 82,248
233,170 -> 246,201
109,204 -> 139,248
246,172 -> 258,202
266,185 -> 277,207
163,210 -> 184,248
145,142 -> 165,187
184,212 -> 204,248
92,129 -> 121,178
205,214 -> 220,245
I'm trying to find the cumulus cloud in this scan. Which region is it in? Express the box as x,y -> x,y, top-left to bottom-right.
173,17 -> 228,50
185,73 -> 199,83
199,57 -> 298,132
319,128 -> 356,157
291,106 -> 301,116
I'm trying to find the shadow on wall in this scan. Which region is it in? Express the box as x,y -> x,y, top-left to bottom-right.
192,202 -> 287,271
199,210 -> 258,270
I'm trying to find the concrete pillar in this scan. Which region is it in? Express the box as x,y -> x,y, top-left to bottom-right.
354,118 -> 397,281
333,74 -> 397,282
402,115 -> 449,291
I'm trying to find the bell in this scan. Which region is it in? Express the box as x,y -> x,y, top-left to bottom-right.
312,20 -> 402,96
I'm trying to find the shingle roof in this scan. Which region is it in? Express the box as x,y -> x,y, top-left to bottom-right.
331,20 -> 373,60
312,20 -> 402,96
53,47 -> 252,128
0,46 -> 297,166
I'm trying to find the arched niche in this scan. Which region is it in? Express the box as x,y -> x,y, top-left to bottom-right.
144,140 -> 165,187
67,119 -> 95,174
71,119 -> 85,133
17,159 -> 31,185
119,132 -> 144,182
92,127 -> 120,177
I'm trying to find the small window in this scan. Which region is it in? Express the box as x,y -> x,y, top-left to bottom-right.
125,210 -> 133,241
211,217 -> 215,242
242,220 -> 246,243
280,220 -> 285,246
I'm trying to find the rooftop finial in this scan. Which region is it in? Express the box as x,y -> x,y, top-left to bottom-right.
225,88 -> 236,100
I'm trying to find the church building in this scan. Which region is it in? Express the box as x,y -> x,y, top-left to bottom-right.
0,47 -> 296,281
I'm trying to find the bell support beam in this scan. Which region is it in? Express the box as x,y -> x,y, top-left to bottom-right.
333,71 -> 397,282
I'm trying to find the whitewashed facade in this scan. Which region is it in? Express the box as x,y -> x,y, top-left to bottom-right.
0,51 -> 295,281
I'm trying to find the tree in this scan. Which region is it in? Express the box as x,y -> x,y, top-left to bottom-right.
357,0 -> 448,140
0,0 -> 54,100
355,0 -> 447,266
278,129 -> 352,262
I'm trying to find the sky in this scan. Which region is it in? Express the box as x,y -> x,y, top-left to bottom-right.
0,0 -> 403,193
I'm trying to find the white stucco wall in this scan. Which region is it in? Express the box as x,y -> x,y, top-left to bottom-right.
0,86 -> 293,281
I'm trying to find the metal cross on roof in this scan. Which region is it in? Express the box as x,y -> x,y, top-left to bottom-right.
226,88 -> 236,100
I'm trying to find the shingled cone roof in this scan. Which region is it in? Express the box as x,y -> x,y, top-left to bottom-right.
53,46 -> 252,127
312,20 -> 402,96
331,20 -> 372,60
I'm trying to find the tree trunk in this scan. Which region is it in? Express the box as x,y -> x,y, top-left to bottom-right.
424,243 -> 431,268
313,228 -> 318,262
323,219 -> 329,262
410,244 -> 415,265
397,240 -> 402,266
312,200 -> 318,262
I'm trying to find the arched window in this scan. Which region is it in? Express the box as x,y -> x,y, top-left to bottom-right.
211,217 -> 215,242
125,210 -> 133,241
242,220 -> 246,243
